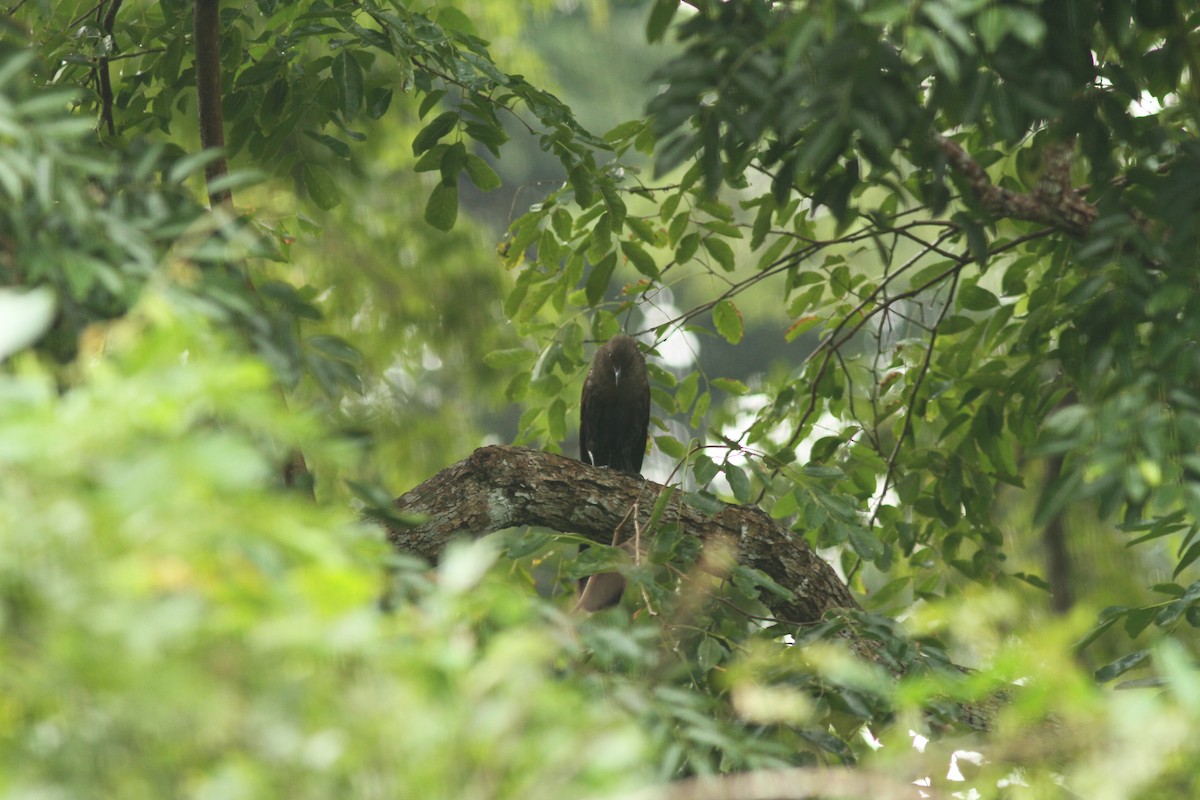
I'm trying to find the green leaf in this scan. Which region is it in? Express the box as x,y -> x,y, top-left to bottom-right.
1074,613 -> 1121,653
936,315 -> 975,335
675,232 -> 700,263
412,111 -> 459,156
655,133 -> 698,177
548,397 -> 566,441
440,142 -> 467,185
786,316 -> 822,342
424,182 -> 458,230
757,235 -> 790,270
750,197 -> 775,250
702,237 -> 736,271
655,435 -> 687,460
646,0 -> 679,42
731,564 -> 795,600
434,5 -> 476,34
952,211 -> 989,265
620,240 -> 658,277
308,334 -> 362,363
418,89 -> 447,119
868,576 -> 911,609
603,119 -> 645,144
1175,540 -> 1200,577
626,217 -> 657,245
414,144 -> 448,172
332,50 -> 363,121
1095,649 -> 1150,683
347,480 -> 426,527
552,208 -> 574,240
302,163 -> 341,210
646,485 -> 678,531
958,283 -> 999,311
977,6 -> 1046,52
712,299 -> 744,344
724,463 -> 751,504
798,124 -> 847,174
1012,572 -> 1051,591
167,149 -> 225,184
484,348 -> 533,369
538,228 -> 562,264
515,280 -> 557,324
690,391 -> 711,429
802,465 -> 844,479
464,155 -> 501,191
683,490 -> 725,516
700,220 -> 742,239
676,370 -> 699,412
847,525 -> 883,561
601,182 -> 627,229
696,637 -> 727,671
585,252 -> 617,305
303,132 -> 351,159
366,87 -> 393,119
569,165 -> 594,206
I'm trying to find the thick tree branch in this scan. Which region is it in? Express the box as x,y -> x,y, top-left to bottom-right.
388,447 -> 1004,730
936,134 -> 1097,237
387,445 -> 859,627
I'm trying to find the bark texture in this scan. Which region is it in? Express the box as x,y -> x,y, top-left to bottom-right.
193,0 -> 231,207
935,134 -> 1097,237
387,444 -> 858,626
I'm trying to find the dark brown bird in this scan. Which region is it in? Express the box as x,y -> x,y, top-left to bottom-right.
576,335 -> 650,611
579,334 -> 650,475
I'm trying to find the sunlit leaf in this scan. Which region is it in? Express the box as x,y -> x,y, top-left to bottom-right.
712,299 -> 743,344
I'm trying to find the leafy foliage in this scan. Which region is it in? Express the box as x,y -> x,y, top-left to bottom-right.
498,0 -> 1200,685
8,0 -> 1200,797
0,304 -> 648,798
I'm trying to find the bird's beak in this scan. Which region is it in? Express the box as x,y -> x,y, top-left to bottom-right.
613,366 -> 622,385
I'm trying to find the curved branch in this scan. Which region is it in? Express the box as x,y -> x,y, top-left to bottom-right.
387,446 -> 1003,729
387,445 -> 859,627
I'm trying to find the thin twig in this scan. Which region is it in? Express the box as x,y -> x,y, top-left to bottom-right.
871,267 -> 962,524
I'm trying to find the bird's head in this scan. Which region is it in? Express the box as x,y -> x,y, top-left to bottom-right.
604,335 -> 640,385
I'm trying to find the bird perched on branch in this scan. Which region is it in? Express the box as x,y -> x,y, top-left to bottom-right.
579,334 -> 650,475
576,334 -> 650,612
